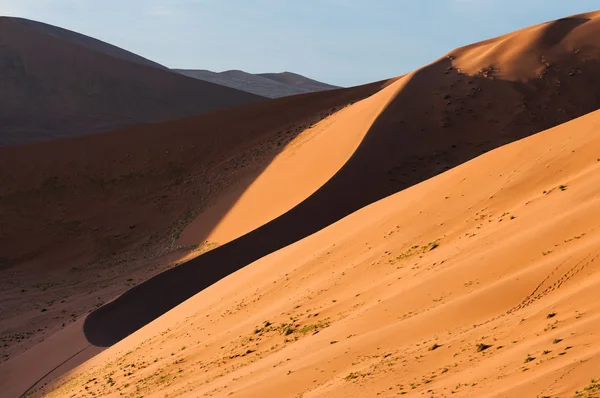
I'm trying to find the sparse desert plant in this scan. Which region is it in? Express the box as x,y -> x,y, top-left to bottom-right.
429,343 -> 442,351
298,324 -> 319,334
524,355 -> 535,363
573,379 -> 600,397
425,241 -> 440,251
553,338 -> 563,344
344,371 -> 369,381
559,184 -> 568,191
544,322 -> 557,331
476,343 -> 492,352
280,324 -> 294,336
547,312 -> 557,319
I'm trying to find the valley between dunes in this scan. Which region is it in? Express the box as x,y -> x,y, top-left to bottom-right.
2,10 -> 600,398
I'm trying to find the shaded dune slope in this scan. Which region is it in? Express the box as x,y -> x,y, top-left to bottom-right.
0,80 -> 385,275
0,17 -> 264,145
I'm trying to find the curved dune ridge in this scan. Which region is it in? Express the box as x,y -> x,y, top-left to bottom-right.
177,77 -> 407,247
2,10 -> 600,398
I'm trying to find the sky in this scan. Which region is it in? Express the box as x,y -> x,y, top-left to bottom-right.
1,0 -> 598,87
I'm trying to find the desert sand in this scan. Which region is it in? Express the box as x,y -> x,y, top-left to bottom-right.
44,103 -> 600,398
0,79 -> 387,397
2,10 -> 600,398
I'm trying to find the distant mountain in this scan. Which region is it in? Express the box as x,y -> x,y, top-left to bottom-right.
175,69 -> 339,98
258,71 -> 339,93
8,17 -> 168,70
0,17 -> 265,145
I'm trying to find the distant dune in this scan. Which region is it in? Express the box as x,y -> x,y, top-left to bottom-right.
3,10 -> 600,398
0,17 -> 265,145
175,69 -> 339,98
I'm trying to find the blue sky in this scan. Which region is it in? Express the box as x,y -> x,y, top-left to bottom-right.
1,0 -> 598,86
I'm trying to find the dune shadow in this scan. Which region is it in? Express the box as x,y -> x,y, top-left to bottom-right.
84,53 -> 600,347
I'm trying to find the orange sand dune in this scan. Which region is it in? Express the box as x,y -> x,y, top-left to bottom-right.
4,10 -> 600,398
44,99 -> 600,398
177,78 -> 407,246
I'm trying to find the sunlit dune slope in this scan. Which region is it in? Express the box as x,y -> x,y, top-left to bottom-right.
177,78 -> 406,246
46,99 -> 600,398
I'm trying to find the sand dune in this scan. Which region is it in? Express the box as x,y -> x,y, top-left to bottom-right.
0,17 -> 264,145
177,78 -> 403,247
0,79 -> 387,394
175,69 -> 339,98
3,10 -> 600,398
42,97 -> 600,398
